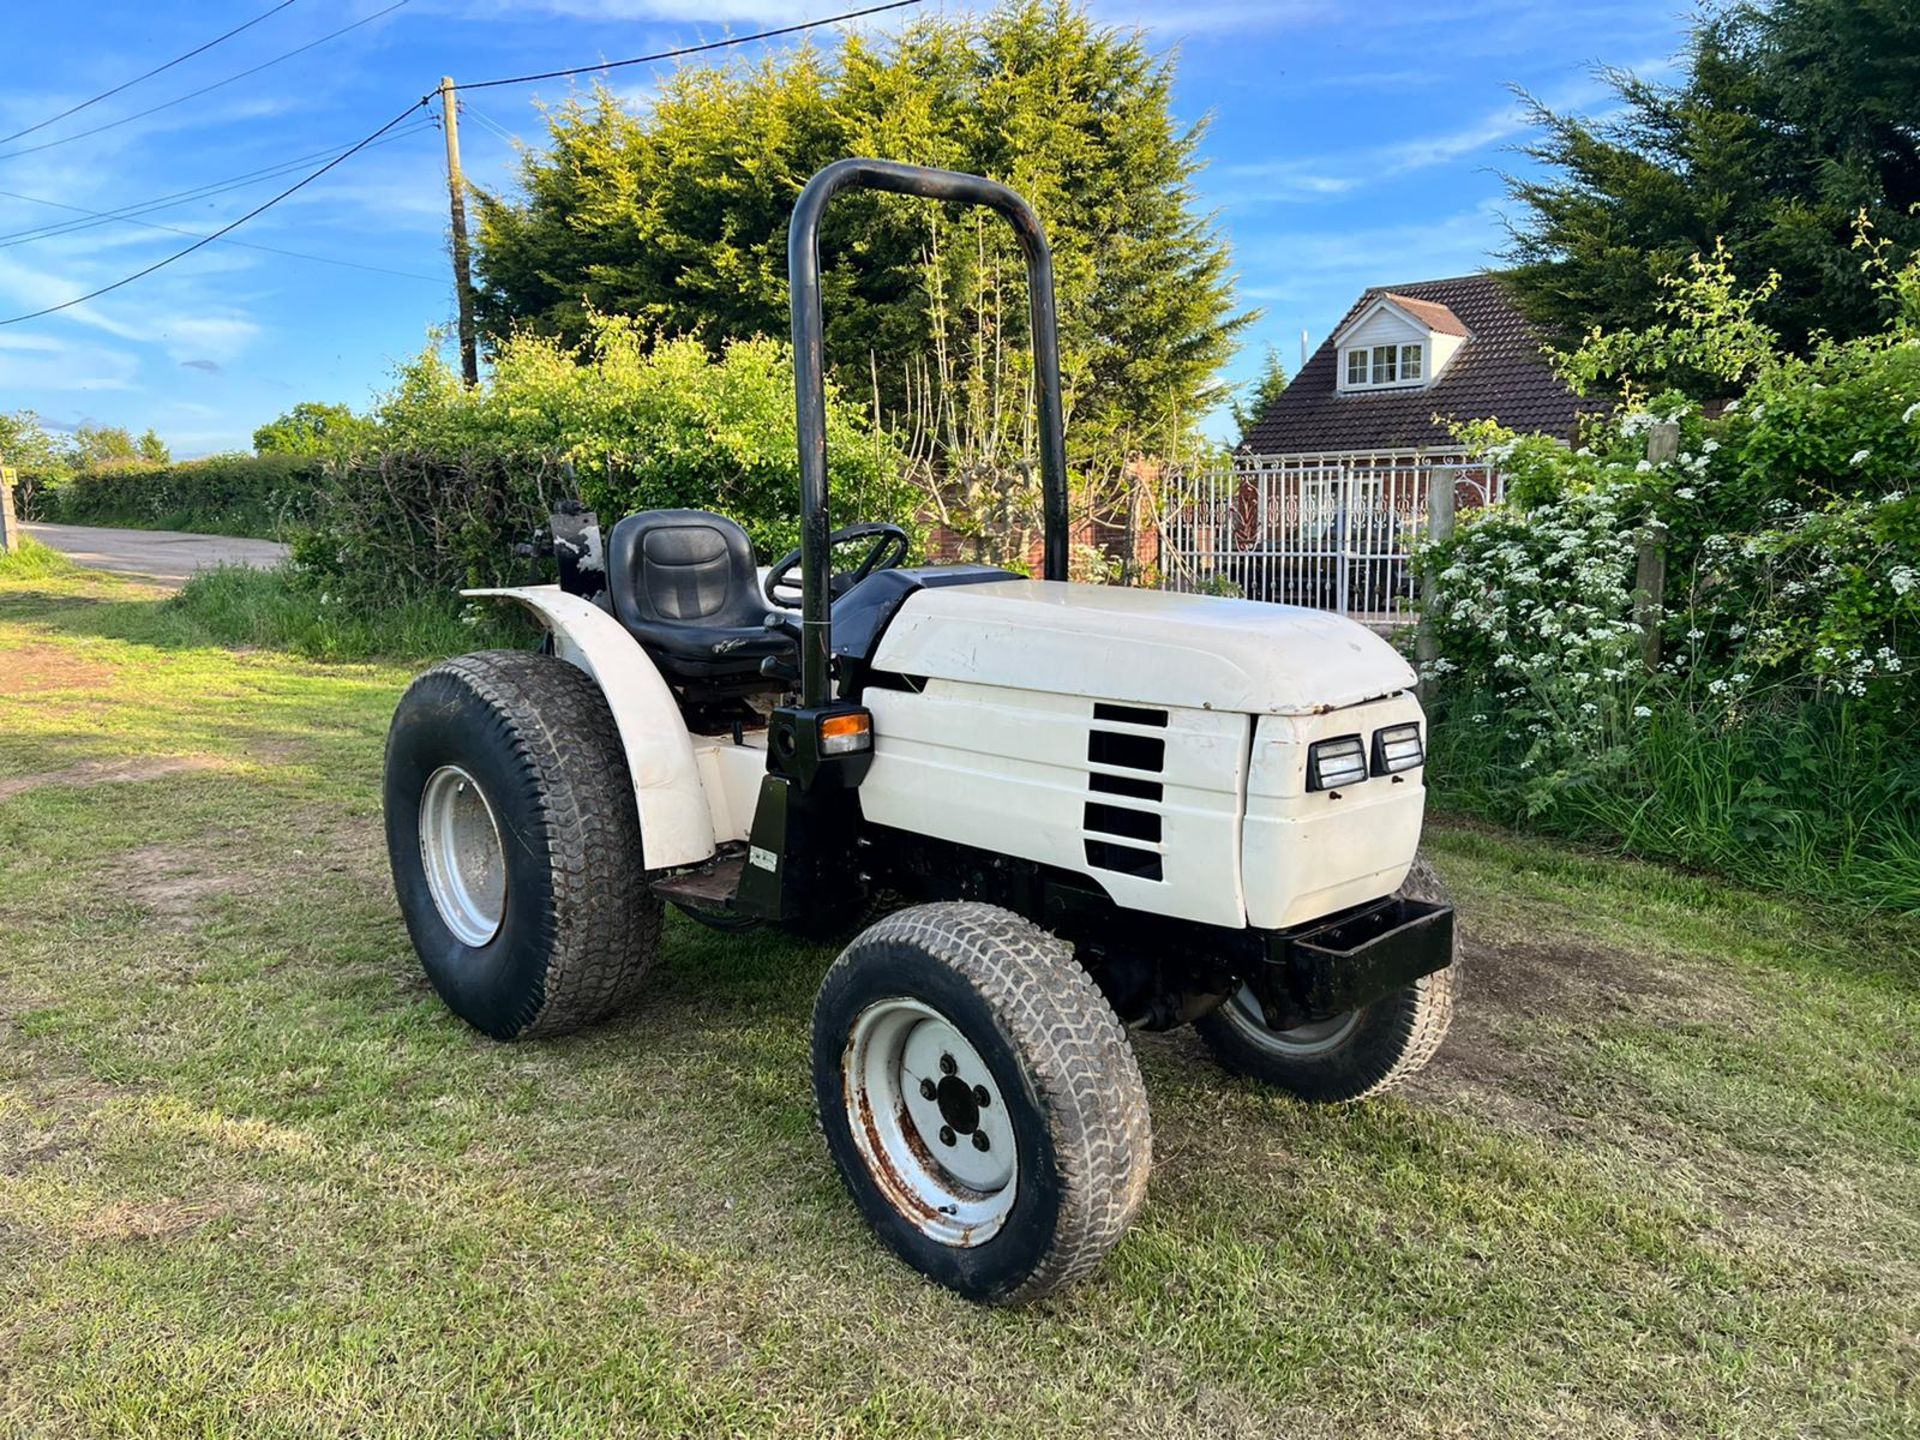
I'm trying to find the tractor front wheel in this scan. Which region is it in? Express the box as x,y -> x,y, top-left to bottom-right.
811,903 -> 1152,1304
1194,854 -> 1458,1103
384,649 -> 661,1040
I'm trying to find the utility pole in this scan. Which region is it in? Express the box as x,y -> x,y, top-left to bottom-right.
439,76 -> 478,387
0,464 -> 20,555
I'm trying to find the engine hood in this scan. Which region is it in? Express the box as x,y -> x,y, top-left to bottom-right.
868,579 -> 1415,716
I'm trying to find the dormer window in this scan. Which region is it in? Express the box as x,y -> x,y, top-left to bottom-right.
1345,343 -> 1423,389
1332,292 -> 1467,394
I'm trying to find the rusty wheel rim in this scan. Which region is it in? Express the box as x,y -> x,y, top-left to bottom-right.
843,998 -> 1017,1248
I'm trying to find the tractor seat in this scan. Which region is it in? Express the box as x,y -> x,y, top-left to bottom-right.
605,509 -> 794,681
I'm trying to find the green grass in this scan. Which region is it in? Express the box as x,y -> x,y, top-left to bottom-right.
0,533 -> 79,580
169,564 -> 534,661
3,565 -> 1918,1438
1430,693 -> 1920,913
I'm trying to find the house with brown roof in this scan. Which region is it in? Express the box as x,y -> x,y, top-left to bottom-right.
1161,273 -> 1598,618
1241,272 -> 1594,458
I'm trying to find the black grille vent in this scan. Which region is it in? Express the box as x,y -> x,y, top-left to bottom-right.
1084,839 -> 1162,881
1090,771 -> 1162,802
1085,711 -> 1166,882
1085,803 -> 1160,843
1092,702 -> 1168,728
1087,730 -> 1164,773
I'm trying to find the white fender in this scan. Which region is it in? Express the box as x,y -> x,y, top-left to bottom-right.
463,585 -> 717,869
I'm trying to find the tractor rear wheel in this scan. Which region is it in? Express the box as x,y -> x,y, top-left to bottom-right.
384,650 -> 661,1040
811,902 -> 1152,1304
1194,854 -> 1457,1103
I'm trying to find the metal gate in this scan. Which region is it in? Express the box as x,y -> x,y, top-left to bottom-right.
1160,450 -> 1499,623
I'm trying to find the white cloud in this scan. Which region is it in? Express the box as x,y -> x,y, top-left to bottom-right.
1217,57 -> 1674,208
1222,104 -> 1527,204
0,335 -> 140,392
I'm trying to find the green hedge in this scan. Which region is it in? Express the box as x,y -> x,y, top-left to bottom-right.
27,453 -> 324,538
292,449 -> 566,606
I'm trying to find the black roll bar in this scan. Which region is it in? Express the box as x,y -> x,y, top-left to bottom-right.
787,158 -> 1070,708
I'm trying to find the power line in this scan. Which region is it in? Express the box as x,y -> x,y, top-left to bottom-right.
459,101 -> 521,148
0,186 -> 441,284
0,98 -> 431,326
0,0 -> 925,325
0,2 -> 303,147
453,0 -> 924,91
0,1 -> 411,163
0,123 -> 435,248
0,123 -> 442,283
0,184 -> 443,281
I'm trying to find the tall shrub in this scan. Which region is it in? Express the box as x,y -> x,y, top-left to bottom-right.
297,316 -> 911,608
1421,239 -> 1920,905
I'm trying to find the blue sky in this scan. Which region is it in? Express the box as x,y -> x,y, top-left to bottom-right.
0,0 -> 1692,456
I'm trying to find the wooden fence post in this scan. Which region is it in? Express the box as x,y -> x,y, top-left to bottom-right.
1415,465 -> 1458,678
0,465 -> 20,554
1633,520 -> 1668,673
1631,422 -> 1678,674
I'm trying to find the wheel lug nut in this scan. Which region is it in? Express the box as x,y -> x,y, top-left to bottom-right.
972,1131 -> 990,1152
938,1125 -> 956,1147
919,1078 -> 936,1100
973,1085 -> 990,1108
938,1054 -> 956,1076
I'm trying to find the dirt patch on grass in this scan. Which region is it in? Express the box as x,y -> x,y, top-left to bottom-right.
1422,931 -> 1752,1092
0,643 -> 112,696
69,1199 -> 231,1243
110,842 -> 251,928
0,755 -> 219,802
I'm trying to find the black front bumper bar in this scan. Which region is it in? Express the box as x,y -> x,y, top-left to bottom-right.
1254,896 -> 1455,1028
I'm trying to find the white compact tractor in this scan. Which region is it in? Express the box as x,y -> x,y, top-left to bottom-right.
384,159 -> 1457,1304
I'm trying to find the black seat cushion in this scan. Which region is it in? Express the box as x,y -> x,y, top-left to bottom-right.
606,510 -> 793,680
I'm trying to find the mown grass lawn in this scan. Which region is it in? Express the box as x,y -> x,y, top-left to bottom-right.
2,560 -> 1916,1439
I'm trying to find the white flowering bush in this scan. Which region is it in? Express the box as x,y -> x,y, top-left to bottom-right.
1422,481 -> 1644,793
1422,232 -> 1920,903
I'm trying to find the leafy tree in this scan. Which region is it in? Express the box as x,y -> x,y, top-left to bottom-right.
254,402 -> 376,458
1505,0 -> 1920,354
68,424 -> 145,467
0,410 -> 68,474
472,0 -> 1248,471
370,315 -> 911,560
1229,345 -> 1289,447
137,428 -> 169,464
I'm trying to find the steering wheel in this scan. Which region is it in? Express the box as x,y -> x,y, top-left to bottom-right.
765,523 -> 910,608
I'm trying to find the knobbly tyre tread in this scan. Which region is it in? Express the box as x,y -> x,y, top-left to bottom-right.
412,650 -> 660,1037
1363,855 -> 1458,1093
826,901 -> 1152,1302
1195,853 -> 1458,1103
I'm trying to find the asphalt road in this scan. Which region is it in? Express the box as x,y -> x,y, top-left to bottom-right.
25,522 -> 289,588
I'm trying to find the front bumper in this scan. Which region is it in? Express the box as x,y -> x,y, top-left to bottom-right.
1253,896 -> 1454,1027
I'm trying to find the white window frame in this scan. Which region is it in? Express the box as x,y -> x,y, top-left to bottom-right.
1341,338 -> 1426,391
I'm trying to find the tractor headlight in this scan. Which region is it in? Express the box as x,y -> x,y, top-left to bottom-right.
1306,734 -> 1368,792
1372,722 -> 1424,776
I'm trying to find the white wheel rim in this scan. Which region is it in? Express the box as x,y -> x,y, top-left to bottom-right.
1222,987 -> 1360,1057
418,765 -> 507,947
843,998 -> 1018,1248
